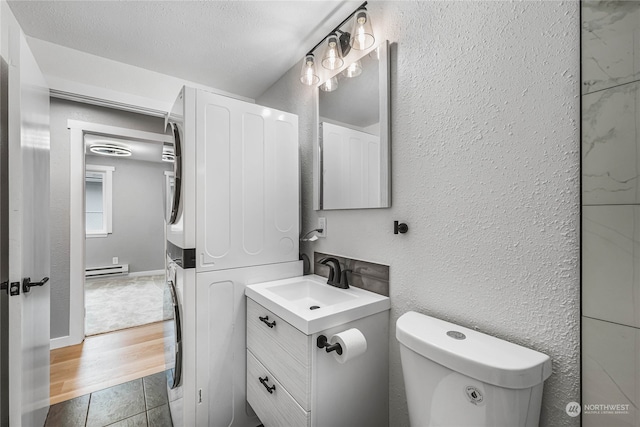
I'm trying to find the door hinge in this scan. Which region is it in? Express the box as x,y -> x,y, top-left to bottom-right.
198,389 -> 202,404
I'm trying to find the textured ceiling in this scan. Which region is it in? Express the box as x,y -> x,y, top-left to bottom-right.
7,1 -> 360,99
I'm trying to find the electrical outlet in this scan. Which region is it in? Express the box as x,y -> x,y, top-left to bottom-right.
318,217 -> 326,238
112,257 -> 118,265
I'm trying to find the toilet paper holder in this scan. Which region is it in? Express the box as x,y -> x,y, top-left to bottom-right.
317,335 -> 343,355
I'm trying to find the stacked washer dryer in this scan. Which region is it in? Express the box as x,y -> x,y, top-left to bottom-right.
164,87 -> 302,427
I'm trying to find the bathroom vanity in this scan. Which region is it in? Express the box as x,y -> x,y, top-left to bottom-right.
245,275 -> 390,427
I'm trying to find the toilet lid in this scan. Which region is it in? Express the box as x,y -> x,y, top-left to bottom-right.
396,311 -> 552,389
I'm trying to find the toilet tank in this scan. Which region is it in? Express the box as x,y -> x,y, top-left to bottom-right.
396,312 -> 552,427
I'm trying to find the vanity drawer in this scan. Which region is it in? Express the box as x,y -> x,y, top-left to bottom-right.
247,298 -> 311,409
247,350 -> 310,427
247,298 -> 309,362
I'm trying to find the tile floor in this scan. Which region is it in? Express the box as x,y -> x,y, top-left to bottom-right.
45,372 -> 173,426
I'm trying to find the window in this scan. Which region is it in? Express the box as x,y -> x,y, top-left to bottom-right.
85,164 -> 114,237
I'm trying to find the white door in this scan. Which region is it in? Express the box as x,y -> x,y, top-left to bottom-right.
1,12 -> 51,427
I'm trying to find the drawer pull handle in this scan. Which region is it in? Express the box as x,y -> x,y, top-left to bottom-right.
259,376 -> 276,394
259,315 -> 276,328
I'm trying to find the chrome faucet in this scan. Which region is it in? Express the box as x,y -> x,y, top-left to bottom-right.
319,257 -> 350,289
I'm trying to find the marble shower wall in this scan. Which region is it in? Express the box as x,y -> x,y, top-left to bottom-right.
582,2 -> 640,425
583,1 -> 640,95
582,318 -> 640,426
583,206 -> 640,327
583,82 -> 640,204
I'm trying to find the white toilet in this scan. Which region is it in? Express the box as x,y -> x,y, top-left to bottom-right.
396,311 -> 552,427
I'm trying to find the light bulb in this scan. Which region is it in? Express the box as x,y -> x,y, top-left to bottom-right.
350,9 -> 375,50
300,54 -> 319,86
321,34 -> 344,70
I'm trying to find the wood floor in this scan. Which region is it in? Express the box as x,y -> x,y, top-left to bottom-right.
50,321 -> 172,405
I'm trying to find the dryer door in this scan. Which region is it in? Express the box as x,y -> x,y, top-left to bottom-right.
164,269 -> 182,389
165,122 -> 182,225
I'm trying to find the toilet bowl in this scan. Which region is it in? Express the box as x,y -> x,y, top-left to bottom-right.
396,311 -> 552,427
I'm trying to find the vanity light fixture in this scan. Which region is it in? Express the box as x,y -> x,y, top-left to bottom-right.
350,7 -> 375,50
89,143 -> 132,157
319,76 -> 339,92
321,33 -> 344,70
300,1 -> 374,86
300,54 -> 320,86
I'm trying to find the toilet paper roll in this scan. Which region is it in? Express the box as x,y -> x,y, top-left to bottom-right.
329,328 -> 367,364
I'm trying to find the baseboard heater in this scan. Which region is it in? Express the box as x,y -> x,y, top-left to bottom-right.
85,264 -> 129,278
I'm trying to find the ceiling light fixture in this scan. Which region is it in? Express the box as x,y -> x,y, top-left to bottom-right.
300,1 -> 374,86
89,143 -> 132,157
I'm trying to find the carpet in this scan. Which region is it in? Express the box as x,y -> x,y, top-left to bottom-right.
85,274 -> 173,336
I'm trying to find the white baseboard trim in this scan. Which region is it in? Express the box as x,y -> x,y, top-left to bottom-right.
128,269 -> 165,278
50,334 -> 83,350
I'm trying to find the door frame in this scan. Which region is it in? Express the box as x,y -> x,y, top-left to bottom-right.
52,120 -> 172,349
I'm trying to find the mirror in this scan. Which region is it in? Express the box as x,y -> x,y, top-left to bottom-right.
314,40 -> 390,210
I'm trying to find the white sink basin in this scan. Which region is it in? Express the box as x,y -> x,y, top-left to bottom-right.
246,275 -> 390,334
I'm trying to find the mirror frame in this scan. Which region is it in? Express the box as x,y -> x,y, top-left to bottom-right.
313,39 -> 391,210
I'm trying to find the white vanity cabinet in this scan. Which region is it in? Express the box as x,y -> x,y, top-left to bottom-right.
246,297 -> 389,427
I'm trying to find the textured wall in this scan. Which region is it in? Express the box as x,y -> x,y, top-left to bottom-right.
50,98 -> 164,338
84,155 -> 170,274
257,2 -> 580,426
